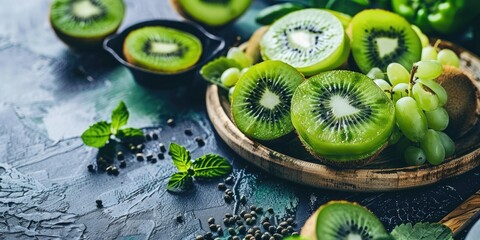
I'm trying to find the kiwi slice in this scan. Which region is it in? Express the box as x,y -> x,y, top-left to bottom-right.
231,60 -> 304,141
260,9 -> 346,76
291,70 -> 395,164
170,0 -> 252,27
312,201 -> 388,240
349,9 -> 421,73
123,26 -> 202,73
50,0 -> 125,46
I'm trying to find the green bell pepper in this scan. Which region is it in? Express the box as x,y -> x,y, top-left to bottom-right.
392,0 -> 480,35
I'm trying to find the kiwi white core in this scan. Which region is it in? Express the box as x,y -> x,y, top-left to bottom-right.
288,31 -> 313,49
150,42 -> 178,54
376,37 -> 398,58
330,95 -> 360,118
260,89 -> 281,110
347,234 -> 362,240
73,0 -> 102,19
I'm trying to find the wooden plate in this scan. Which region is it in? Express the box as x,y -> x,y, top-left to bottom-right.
206,41 -> 480,192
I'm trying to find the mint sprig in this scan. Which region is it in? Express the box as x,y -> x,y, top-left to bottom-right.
81,101 -> 144,148
390,222 -> 453,240
167,143 -> 232,192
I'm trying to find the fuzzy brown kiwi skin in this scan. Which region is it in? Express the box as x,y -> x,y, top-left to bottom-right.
49,9 -> 122,49
169,0 -> 252,28
436,66 -> 480,139
297,133 -> 388,168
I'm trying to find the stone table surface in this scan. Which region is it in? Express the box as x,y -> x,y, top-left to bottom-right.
0,0 -> 479,239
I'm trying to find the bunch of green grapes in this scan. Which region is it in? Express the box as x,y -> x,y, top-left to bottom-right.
367,61 -> 455,166
220,47 -> 252,101
412,25 -> 460,68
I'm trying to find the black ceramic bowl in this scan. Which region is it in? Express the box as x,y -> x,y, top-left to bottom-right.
103,20 -> 225,89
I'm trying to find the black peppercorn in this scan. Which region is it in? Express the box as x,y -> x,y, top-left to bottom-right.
195,137 -> 205,146
119,160 -> 126,168
157,153 -> 164,160
136,153 -> 144,161
218,183 -> 226,190
152,133 -> 159,140
167,118 -> 175,127
159,143 -> 166,152
184,129 -> 193,136
225,176 -> 234,184
87,164 -> 95,172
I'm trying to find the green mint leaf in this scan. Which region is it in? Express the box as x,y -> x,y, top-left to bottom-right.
116,128 -> 144,138
169,143 -> 192,172
81,121 -> 112,148
192,154 -> 232,178
111,101 -> 129,133
390,223 -> 453,240
200,57 -> 242,90
351,0 -> 369,6
167,172 -> 193,192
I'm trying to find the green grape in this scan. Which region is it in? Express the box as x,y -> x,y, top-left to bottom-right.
373,79 -> 392,99
437,131 -> 455,158
396,137 -> 412,156
417,79 -> 448,106
388,126 -> 403,145
367,67 -> 385,79
395,97 -> 428,142
437,49 -> 460,68
227,47 -> 253,68
404,146 -> 427,166
414,60 -> 443,80
229,86 -> 235,102
221,67 -> 240,87
392,83 -> 409,102
240,67 -> 249,77
387,63 -> 410,86
421,46 -> 438,61
412,82 -> 439,111
411,25 -> 430,47
420,129 -> 445,165
425,107 -> 449,131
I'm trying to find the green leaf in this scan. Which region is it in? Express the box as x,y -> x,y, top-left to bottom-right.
390,223 -> 453,240
192,154 -> 232,178
351,0 -> 369,6
167,172 -> 193,192
116,128 -> 144,138
81,121 -> 112,148
169,143 -> 192,172
200,57 -> 242,90
111,101 -> 129,133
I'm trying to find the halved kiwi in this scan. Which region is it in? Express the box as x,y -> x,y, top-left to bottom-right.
301,201 -> 389,240
348,9 -> 421,73
170,0 -> 252,27
50,0 -> 125,47
123,26 -> 202,73
231,60 -> 304,141
291,70 -> 395,165
260,9 -> 348,76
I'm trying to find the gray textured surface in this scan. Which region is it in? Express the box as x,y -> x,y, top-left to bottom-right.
0,0 -> 479,239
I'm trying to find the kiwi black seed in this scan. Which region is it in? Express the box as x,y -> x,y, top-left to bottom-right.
301,201 -> 389,240
260,9 -> 348,76
231,60 -> 304,142
291,70 -> 395,165
50,0 -> 125,48
123,26 -> 202,73
170,0 -> 253,27
349,9 -> 421,73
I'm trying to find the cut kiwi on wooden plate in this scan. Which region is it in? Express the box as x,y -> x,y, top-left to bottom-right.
231,60 -> 304,142
301,201 -> 389,240
348,9 -> 422,74
291,70 -> 395,165
170,0 -> 252,27
50,0 -> 125,48
123,26 -> 203,73
260,9 -> 349,77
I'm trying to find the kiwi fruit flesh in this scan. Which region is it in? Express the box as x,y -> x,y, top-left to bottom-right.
50,0 -> 125,47
301,201 -> 389,240
349,9 -> 421,73
170,0 -> 252,27
291,70 -> 395,164
123,26 -> 203,73
231,60 -> 304,141
260,9 -> 347,76
436,66 -> 479,139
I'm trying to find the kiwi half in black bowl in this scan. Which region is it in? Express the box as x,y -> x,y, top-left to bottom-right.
103,20 -> 225,89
